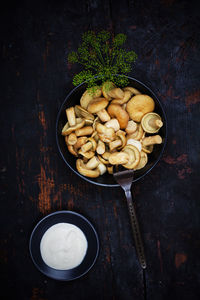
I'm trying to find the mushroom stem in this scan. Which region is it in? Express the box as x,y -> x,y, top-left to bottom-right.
75,126 -> 93,136
66,107 -> 76,127
96,140 -> 105,155
67,133 -> 77,145
109,139 -> 122,151
142,135 -> 162,146
148,118 -> 163,129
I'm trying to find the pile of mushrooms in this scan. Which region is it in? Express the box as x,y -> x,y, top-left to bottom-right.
61,82 -> 163,178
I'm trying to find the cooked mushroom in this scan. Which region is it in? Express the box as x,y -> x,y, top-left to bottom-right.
141,112 -> 163,133
76,159 -> 100,178
78,150 -> 95,159
67,133 -> 77,145
107,165 -> 113,174
142,135 -> 162,146
107,104 -> 129,129
122,145 -> 140,169
66,107 -> 76,126
67,145 -> 78,157
123,86 -> 141,95
108,152 -> 129,165
102,81 -> 116,100
74,105 -> 94,120
142,144 -> 154,154
135,151 -> 148,170
105,118 -> 120,132
127,138 -> 142,152
126,94 -> 155,122
127,124 -> 144,141
85,156 -> 100,169
96,123 -> 116,143
81,137 -> 97,153
109,139 -> 122,151
75,126 -> 94,136
107,88 -> 124,99
97,163 -> 107,175
116,130 -> 127,149
74,136 -> 87,150
80,86 -> 102,109
125,120 -> 137,134
62,118 -> 85,136
111,90 -> 132,105
87,97 -> 110,122
96,140 -> 105,154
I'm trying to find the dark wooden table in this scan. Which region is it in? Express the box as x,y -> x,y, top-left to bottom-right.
1,0 -> 200,299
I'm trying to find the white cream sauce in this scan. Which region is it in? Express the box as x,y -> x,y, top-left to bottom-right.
40,223 -> 88,270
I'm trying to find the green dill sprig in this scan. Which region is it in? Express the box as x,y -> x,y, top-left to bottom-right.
68,30 -> 138,89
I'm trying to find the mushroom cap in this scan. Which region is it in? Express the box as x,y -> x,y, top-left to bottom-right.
80,86 -> 102,109
107,104 -> 129,129
87,97 -> 109,114
126,94 -> 155,122
141,112 -> 162,133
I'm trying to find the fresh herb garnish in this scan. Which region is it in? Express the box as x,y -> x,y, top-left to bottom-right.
68,30 -> 138,89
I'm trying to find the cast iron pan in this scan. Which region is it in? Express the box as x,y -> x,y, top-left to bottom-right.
56,76 -> 167,187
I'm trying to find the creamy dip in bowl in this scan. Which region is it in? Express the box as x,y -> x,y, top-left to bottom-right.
29,211 -> 99,281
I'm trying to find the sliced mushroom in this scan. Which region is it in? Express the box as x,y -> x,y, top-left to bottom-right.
142,135 -> 162,146
141,112 -> 163,133
76,159 -> 100,178
62,118 -> 85,136
107,165 -> 113,174
109,139 -> 122,151
116,130 -> 127,149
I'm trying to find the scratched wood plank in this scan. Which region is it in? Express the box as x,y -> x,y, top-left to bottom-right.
1,0 -> 200,299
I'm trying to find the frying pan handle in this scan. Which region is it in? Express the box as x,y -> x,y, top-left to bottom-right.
125,190 -> 147,269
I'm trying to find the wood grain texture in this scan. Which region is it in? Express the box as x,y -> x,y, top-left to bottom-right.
1,0 -> 200,299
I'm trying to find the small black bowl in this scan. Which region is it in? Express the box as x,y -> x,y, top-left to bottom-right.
56,76 -> 167,187
29,211 -> 99,281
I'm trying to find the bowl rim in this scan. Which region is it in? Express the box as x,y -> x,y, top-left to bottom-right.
56,76 -> 168,187
29,210 -> 100,281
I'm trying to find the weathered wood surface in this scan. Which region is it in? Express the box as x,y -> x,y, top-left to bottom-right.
1,0 -> 200,299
